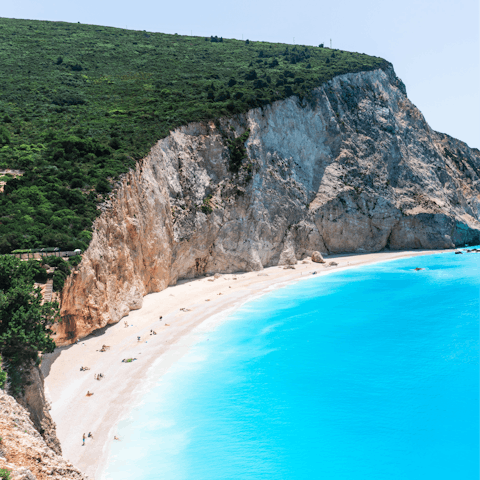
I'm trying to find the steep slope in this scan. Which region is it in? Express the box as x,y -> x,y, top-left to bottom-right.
0,391 -> 85,480
0,17 -> 386,254
55,66 -> 480,343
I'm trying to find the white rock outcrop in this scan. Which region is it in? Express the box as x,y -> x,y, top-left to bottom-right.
54,66 -> 480,344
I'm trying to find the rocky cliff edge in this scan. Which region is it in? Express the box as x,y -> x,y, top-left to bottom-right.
54,66 -> 480,344
0,391 -> 85,480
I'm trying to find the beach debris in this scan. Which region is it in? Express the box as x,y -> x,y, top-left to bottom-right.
214,273 -> 222,279
122,358 -> 137,363
208,279 -> 214,282
283,265 -> 295,270
165,323 -> 170,326
328,261 -> 338,267
206,299 -> 211,301
311,251 -> 326,263
180,307 -> 191,312
301,259 -> 311,264
218,292 -> 223,295
257,273 -> 269,276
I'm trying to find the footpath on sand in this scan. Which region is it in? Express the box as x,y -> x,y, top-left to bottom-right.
42,249 -> 449,479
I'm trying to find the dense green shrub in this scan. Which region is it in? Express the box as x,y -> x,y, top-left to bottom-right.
0,256 -> 59,392
68,255 -> 82,267
0,468 -> 11,480
53,270 -> 67,291
201,195 -> 213,214
0,126 -> 10,145
0,355 -> 7,390
226,130 -> 251,173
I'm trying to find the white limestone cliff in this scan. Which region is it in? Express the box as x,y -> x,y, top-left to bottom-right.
54,66 -> 480,344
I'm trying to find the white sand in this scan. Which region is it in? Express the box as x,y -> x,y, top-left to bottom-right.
42,249 -> 447,479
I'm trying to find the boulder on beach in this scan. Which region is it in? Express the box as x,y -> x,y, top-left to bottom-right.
311,251 -> 325,263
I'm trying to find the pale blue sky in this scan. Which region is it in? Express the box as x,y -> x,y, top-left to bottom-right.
4,0 -> 479,148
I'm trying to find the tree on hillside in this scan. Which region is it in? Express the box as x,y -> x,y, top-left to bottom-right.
0,256 -> 60,392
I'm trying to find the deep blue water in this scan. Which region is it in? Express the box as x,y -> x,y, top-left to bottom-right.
104,253 -> 479,480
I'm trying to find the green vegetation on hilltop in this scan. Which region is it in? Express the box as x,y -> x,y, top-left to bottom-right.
0,17 -> 388,253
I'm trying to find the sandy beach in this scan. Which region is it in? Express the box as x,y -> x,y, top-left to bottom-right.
42,249 -> 448,479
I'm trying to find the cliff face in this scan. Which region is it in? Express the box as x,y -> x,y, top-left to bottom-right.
0,391 -> 85,480
55,66 -> 480,344
16,365 -> 62,456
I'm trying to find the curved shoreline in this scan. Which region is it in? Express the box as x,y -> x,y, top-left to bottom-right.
42,249 -> 450,479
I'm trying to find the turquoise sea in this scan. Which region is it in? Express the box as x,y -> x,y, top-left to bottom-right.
104,252 -> 479,479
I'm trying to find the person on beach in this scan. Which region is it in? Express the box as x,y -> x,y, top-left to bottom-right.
82,433 -> 86,446
114,436 -> 120,441
124,321 -> 128,328
137,336 -> 141,341
88,432 -> 94,439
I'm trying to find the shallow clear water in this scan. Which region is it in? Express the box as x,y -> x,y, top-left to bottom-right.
104,253 -> 479,480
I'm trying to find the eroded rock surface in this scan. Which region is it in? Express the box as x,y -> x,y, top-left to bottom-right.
16,365 -> 61,456
0,392 -> 85,480
55,66 -> 480,344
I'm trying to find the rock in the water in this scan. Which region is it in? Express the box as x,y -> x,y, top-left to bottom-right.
311,251 -> 325,263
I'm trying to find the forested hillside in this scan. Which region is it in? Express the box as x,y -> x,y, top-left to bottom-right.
0,17 -> 388,253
